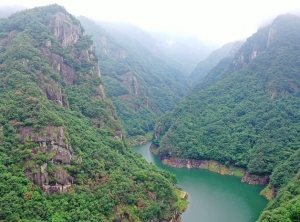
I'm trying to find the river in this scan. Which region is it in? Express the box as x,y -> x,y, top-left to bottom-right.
133,143 -> 268,222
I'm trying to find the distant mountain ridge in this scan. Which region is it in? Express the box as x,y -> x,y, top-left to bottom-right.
97,21 -> 217,75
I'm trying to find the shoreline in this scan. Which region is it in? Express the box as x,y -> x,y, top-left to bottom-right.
150,144 -> 274,199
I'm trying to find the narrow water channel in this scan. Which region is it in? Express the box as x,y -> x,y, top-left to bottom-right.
133,143 -> 268,222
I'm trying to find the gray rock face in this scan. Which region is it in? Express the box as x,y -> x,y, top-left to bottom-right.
41,47 -> 76,85
267,27 -> 277,47
37,72 -> 69,107
19,125 -> 79,195
48,12 -> 82,47
121,72 -> 141,96
39,11 -> 106,107
242,173 -> 269,185
233,42 -> 263,68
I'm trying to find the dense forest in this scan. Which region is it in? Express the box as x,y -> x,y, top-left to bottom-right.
78,17 -> 189,138
154,14 -> 300,221
0,5 -> 186,221
2,3 -> 300,221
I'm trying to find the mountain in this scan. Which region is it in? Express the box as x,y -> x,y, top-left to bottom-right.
188,41 -> 243,85
0,5 -> 185,221
79,17 -> 190,137
153,14 -> 300,221
97,21 -> 217,75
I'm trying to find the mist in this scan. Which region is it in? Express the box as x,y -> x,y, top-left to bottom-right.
0,0 -> 300,44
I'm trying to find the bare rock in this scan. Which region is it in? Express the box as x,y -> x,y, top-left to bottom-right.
41,47 -> 76,85
48,12 -> 82,47
241,173 -> 269,185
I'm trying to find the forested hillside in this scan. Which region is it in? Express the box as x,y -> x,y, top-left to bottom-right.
188,41 -> 243,85
79,17 -> 189,137
153,14 -> 300,221
0,5 -> 185,221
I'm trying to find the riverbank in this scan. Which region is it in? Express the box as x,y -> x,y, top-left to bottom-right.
150,145 -> 269,186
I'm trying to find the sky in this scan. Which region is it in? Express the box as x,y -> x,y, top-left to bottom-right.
0,0 -> 300,45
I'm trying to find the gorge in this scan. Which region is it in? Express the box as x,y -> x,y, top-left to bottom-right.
1,3 -> 300,222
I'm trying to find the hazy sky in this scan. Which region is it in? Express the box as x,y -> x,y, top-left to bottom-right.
1,0 -> 300,44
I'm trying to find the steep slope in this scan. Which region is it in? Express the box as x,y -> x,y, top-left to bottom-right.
0,5 -> 185,221
189,26 -> 271,95
154,14 -> 300,220
79,17 -> 189,137
188,41 -> 243,85
258,151 -> 300,221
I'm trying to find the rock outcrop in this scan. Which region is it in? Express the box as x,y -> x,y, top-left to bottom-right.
41,47 -> 76,85
41,11 -> 105,106
48,12 -> 82,47
19,125 -> 79,195
267,27 -> 277,47
242,173 -> 269,185
147,211 -> 182,222
121,72 -> 142,97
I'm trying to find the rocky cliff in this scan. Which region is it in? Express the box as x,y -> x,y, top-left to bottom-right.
19,125 -> 78,194
1,6 -> 117,194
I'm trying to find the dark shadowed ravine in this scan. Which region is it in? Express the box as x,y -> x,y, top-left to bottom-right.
133,143 -> 268,222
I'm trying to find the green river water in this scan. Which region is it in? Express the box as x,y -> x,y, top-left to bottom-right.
133,143 -> 268,222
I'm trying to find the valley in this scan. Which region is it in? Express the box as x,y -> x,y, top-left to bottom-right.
0,3 -> 300,222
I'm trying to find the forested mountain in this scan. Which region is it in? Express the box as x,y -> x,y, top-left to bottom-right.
153,14 -> 300,221
79,17 -> 190,137
188,41 -> 243,85
0,5 -> 185,221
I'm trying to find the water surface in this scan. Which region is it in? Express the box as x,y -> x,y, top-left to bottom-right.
133,143 -> 268,222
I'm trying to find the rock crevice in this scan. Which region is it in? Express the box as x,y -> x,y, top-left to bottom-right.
19,125 -> 79,195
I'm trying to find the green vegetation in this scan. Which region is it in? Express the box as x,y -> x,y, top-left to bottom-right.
173,188 -> 188,213
0,5 -> 184,221
78,16 -> 189,137
154,14 -> 300,221
188,41 -> 243,86
127,131 -> 153,146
